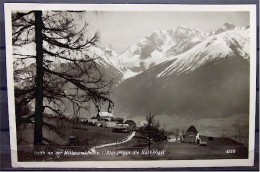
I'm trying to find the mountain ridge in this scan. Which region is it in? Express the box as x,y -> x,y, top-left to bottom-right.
111,23 -> 248,80
113,24 -> 250,121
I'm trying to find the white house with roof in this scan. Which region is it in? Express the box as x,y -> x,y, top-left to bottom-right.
97,111 -> 114,121
102,121 -> 117,128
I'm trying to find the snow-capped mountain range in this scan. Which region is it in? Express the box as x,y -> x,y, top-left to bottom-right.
112,23 -> 250,133
116,29 -> 174,78
157,28 -> 249,77
97,23 -> 249,80
14,23 -> 249,82
114,24 -> 208,78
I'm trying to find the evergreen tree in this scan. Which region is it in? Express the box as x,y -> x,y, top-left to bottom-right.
12,11 -> 112,145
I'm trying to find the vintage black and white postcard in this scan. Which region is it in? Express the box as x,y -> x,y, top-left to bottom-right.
5,3 -> 257,168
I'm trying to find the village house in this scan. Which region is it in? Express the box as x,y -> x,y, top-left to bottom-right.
184,125 -> 199,143
124,120 -> 136,131
97,111 -> 113,121
112,117 -> 124,124
101,121 -> 117,128
112,124 -> 130,133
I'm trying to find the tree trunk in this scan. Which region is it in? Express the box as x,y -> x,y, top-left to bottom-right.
34,11 -> 44,145
148,125 -> 151,159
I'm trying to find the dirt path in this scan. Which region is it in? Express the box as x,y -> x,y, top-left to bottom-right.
89,131 -> 136,153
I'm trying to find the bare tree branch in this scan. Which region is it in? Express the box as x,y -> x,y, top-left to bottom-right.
13,10 -> 113,145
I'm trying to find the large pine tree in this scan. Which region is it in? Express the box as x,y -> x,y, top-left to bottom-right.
12,10 -> 112,145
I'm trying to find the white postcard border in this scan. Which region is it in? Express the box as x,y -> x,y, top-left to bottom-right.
4,3 -> 257,168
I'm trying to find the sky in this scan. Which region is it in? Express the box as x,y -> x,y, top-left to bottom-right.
83,11 -> 249,54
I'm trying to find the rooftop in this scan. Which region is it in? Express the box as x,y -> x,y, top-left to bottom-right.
186,125 -> 198,134
98,112 -> 113,117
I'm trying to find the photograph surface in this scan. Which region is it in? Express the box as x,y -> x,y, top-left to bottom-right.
5,4 -> 256,168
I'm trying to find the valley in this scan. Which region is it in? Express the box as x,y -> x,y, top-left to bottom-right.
15,22 -> 251,154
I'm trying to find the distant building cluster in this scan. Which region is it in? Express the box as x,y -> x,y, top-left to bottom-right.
88,111 -> 136,132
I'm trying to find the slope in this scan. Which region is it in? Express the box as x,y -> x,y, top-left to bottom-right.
113,29 -> 250,119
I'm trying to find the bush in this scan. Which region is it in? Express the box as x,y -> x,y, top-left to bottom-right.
208,137 -> 214,141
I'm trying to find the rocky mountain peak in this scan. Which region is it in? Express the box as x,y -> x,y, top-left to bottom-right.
174,24 -> 206,43
214,22 -> 236,35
